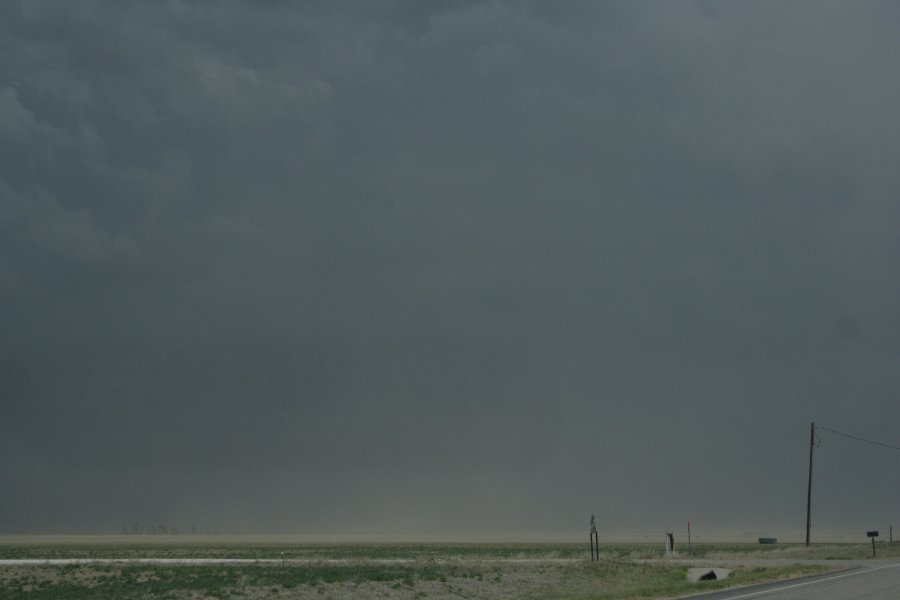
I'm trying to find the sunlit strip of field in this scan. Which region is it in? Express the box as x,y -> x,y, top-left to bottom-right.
0,528 -> 879,545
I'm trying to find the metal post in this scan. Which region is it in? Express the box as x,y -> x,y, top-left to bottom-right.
805,422 -> 815,547
867,531 -> 879,555
688,521 -> 691,555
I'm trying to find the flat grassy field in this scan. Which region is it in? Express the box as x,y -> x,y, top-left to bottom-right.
1,538 -> 894,599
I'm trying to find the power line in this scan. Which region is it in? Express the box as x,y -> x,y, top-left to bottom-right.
818,426 -> 900,451
806,422 -> 898,547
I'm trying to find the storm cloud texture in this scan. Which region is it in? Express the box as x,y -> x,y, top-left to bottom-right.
1,1 -> 898,537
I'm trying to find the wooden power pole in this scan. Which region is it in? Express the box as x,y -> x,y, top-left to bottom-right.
805,422 -> 815,547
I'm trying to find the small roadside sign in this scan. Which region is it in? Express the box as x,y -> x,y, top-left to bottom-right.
868,531 -> 879,557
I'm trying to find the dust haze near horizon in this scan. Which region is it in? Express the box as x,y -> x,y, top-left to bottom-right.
1,1 -> 898,537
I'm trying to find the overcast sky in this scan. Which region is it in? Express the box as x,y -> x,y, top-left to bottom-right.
1,1 -> 898,538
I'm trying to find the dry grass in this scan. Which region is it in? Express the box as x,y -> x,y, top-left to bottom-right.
0,539 -> 868,599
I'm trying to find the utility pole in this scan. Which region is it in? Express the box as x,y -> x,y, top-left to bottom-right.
805,422 -> 815,547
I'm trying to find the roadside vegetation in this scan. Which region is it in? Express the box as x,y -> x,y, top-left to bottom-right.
0,539 -> 884,599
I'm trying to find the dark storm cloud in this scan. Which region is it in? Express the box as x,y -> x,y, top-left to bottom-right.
1,1 -> 898,535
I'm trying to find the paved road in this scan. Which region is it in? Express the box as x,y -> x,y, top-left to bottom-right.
682,563 -> 900,599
